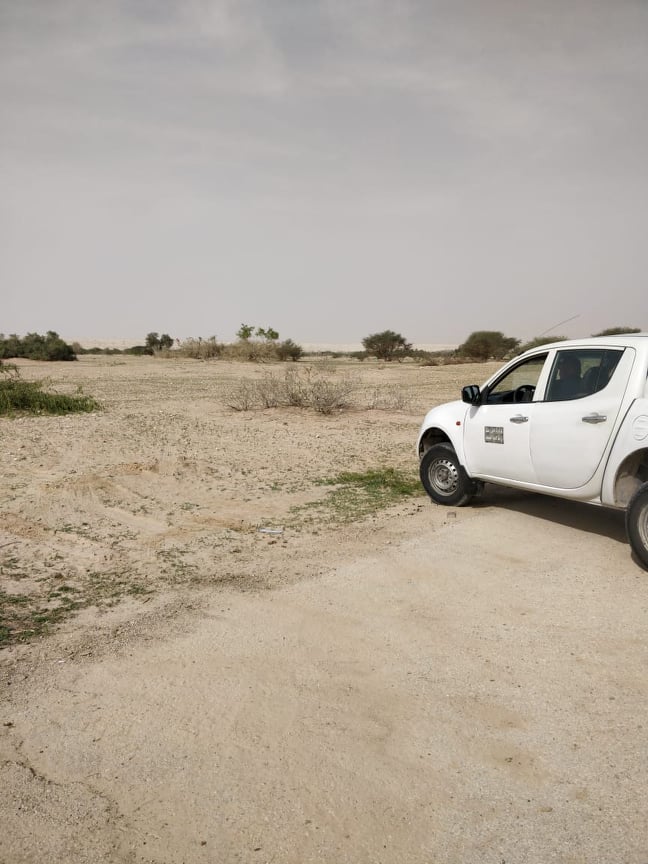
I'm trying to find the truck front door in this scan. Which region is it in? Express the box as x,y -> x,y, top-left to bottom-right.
463,353 -> 548,483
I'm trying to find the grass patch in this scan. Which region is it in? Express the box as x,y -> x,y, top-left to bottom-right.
0,363 -> 99,416
0,572 -> 154,647
0,587 -> 80,646
296,467 -> 422,524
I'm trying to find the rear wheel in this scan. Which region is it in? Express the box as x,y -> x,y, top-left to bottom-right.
419,444 -> 476,507
626,482 -> 648,570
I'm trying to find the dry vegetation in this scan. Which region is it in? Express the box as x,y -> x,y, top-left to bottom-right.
0,354 -> 501,645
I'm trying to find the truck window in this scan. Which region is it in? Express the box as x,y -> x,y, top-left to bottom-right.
545,349 -> 624,402
486,354 -> 548,404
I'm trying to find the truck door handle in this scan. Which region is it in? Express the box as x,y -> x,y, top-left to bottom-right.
509,414 -> 528,424
582,413 -> 607,424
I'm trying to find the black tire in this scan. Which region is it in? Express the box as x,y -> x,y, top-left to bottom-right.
419,444 -> 476,507
626,482 -> 648,570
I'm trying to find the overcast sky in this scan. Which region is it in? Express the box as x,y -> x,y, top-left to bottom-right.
2,0 -> 647,345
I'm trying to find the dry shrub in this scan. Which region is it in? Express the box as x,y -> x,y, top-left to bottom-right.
308,375 -> 356,414
158,337 -> 304,363
283,367 -> 311,407
221,341 -> 278,363
365,386 -> 410,411
418,352 -> 479,367
175,338 -> 222,359
255,372 -> 285,408
225,367 -> 358,414
225,380 -> 257,411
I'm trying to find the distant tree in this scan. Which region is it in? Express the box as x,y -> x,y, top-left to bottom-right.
517,335 -> 568,354
42,331 -> 76,361
144,332 -> 174,352
0,334 -> 22,359
0,331 -> 76,361
592,326 -> 641,336
457,331 -> 520,361
276,339 -> 303,361
256,327 -> 279,342
362,330 -> 412,361
237,324 -> 254,340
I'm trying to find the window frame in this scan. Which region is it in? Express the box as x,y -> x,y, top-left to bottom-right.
544,348 -> 624,403
484,352 -> 549,405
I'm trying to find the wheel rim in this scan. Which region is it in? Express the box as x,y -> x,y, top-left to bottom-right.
428,456 -> 459,497
637,500 -> 648,549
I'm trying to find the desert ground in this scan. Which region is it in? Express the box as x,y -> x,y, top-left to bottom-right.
1,355 -> 647,864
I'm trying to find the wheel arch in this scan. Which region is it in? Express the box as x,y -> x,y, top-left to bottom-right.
418,426 -> 453,457
612,448 -> 648,507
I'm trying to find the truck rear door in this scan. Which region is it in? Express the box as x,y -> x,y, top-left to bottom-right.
530,347 -> 634,489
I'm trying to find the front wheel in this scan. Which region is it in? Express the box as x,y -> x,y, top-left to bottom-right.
419,444 -> 476,507
626,482 -> 648,570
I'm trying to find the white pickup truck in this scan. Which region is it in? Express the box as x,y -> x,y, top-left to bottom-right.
417,334 -> 648,568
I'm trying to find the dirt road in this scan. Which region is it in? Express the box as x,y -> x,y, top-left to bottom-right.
2,496 -> 647,863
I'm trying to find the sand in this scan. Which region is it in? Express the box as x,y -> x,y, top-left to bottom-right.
1,355 -> 646,863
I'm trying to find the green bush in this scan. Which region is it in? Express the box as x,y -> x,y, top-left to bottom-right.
124,345 -> 153,356
516,335 -> 567,354
0,335 -> 21,358
591,326 -> 642,336
0,331 -> 76,361
71,343 -> 123,355
0,363 -> 99,416
275,339 -> 304,362
456,331 -> 520,361
146,332 -> 174,350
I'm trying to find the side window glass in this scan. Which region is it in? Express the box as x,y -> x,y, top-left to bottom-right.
546,349 -> 623,402
486,354 -> 547,405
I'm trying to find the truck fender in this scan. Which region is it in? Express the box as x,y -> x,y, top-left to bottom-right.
602,399 -> 648,506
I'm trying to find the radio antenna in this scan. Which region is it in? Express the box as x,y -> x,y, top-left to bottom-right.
537,314 -> 580,338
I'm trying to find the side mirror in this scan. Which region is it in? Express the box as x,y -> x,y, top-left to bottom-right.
462,384 -> 481,405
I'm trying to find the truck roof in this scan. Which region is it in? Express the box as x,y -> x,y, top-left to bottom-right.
520,333 -> 648,355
